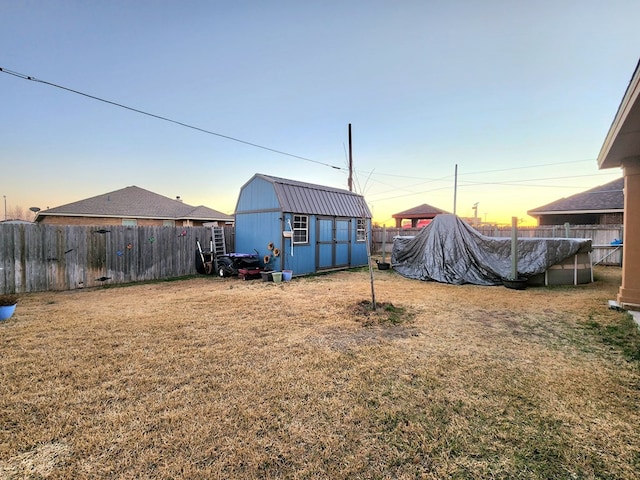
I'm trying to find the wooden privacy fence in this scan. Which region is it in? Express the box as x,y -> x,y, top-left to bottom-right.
372,224 -> 624,266
0,224 -> 234,294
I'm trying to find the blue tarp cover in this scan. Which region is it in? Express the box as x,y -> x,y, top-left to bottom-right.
391,215 -> 591,286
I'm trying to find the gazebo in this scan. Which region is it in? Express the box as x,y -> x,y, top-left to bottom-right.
392,203 -> 449,228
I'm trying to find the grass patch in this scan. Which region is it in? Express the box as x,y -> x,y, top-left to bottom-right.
585,313 -> 640,361
1,267 -> 638,478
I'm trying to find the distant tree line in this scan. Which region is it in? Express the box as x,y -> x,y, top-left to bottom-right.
3,205 -> 30,221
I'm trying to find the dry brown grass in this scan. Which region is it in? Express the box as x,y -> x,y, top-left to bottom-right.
1,265 -> 639,479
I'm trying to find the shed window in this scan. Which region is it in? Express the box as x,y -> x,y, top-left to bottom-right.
356,218 -> 367,242
293,215 -> 308,244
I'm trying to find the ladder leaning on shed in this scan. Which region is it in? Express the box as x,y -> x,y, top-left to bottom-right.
211,226 -> 227,256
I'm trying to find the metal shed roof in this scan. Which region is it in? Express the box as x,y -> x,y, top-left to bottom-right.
254,174 -> 372,218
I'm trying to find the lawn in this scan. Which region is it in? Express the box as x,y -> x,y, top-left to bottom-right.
1,266 -> 639,479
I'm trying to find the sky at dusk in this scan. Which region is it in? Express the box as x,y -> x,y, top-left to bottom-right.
1,1 -> 637,225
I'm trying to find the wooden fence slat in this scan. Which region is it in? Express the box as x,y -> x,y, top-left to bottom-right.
0,224 -> 213,294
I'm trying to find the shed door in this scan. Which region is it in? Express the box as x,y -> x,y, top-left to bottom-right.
316,217 -> 351,270
335,219 -> 351,266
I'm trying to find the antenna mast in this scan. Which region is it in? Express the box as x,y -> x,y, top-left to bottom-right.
348,124 -> 353,191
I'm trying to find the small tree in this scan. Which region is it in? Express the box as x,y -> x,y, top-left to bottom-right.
7,205 -> 28,221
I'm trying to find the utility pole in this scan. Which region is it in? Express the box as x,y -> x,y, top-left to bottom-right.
348,124 -> 353,192
3,195 -> 6,221
453,164 -> 458,215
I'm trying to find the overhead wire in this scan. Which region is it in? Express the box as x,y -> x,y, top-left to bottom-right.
456,172 -> 618,187
0,66 -> 345,171
368,172 -> 618,203
1,66 -> 618,197
353,158 -> 596,181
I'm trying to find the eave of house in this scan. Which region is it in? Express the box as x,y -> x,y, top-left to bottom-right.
529,208 -> 623,216
37,212 -> 168,220
36,212 -> 229,222
598,59 -> 640,169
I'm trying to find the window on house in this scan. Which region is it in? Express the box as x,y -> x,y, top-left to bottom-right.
163,220 -> 176,227
293,215 -> 308,244
122,219 -> 138,226
356,218 -> 367,242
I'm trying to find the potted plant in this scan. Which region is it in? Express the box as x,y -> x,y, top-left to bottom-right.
0,293 -> 18,321
0,294 -> 18,321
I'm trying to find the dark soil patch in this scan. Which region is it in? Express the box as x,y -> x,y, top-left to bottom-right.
351,300 -> 415,327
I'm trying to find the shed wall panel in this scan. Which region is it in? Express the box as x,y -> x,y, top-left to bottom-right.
236,177 -> 280,213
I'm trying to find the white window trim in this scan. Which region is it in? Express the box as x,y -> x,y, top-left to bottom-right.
293,215 -> 309,244
356,218 -> 367,242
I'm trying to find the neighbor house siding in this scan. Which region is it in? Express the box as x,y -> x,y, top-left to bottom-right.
536,212 -> 623,226
38,216 -> 210,227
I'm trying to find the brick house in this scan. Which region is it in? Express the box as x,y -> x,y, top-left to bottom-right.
35,186 -> 233,227
527,177 -> 624,226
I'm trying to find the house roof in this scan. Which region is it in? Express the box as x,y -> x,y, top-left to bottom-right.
250,174 -> 372,218
527,177 -> 624,215
598,59 -> 640,169
392,203 -> 449,219
36,186 -> 233,222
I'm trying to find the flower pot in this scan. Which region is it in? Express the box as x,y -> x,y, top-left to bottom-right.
282,270 -> 293,281
0,304 -> 17,321
271,272 -> 283,284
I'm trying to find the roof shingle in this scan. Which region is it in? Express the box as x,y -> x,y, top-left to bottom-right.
528,178 -> 624,214
38,186 -> 233,221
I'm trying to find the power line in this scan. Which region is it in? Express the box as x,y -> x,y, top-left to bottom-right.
0,66 -> 344,171
0,67 -> 618,194
355,158 -> 596,181
457,159 -> 596,177
458,172 -> 618,187
368,172 -> 618,203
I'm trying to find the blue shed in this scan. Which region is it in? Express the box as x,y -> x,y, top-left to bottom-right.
234,174 -> 372,276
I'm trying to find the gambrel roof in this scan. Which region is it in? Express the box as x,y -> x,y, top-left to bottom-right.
36,186 -> 233,222
527,177 -> 624,215
251,174 -> 372,218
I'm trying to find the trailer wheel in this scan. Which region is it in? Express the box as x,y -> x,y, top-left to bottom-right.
218,266 -> 227,278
